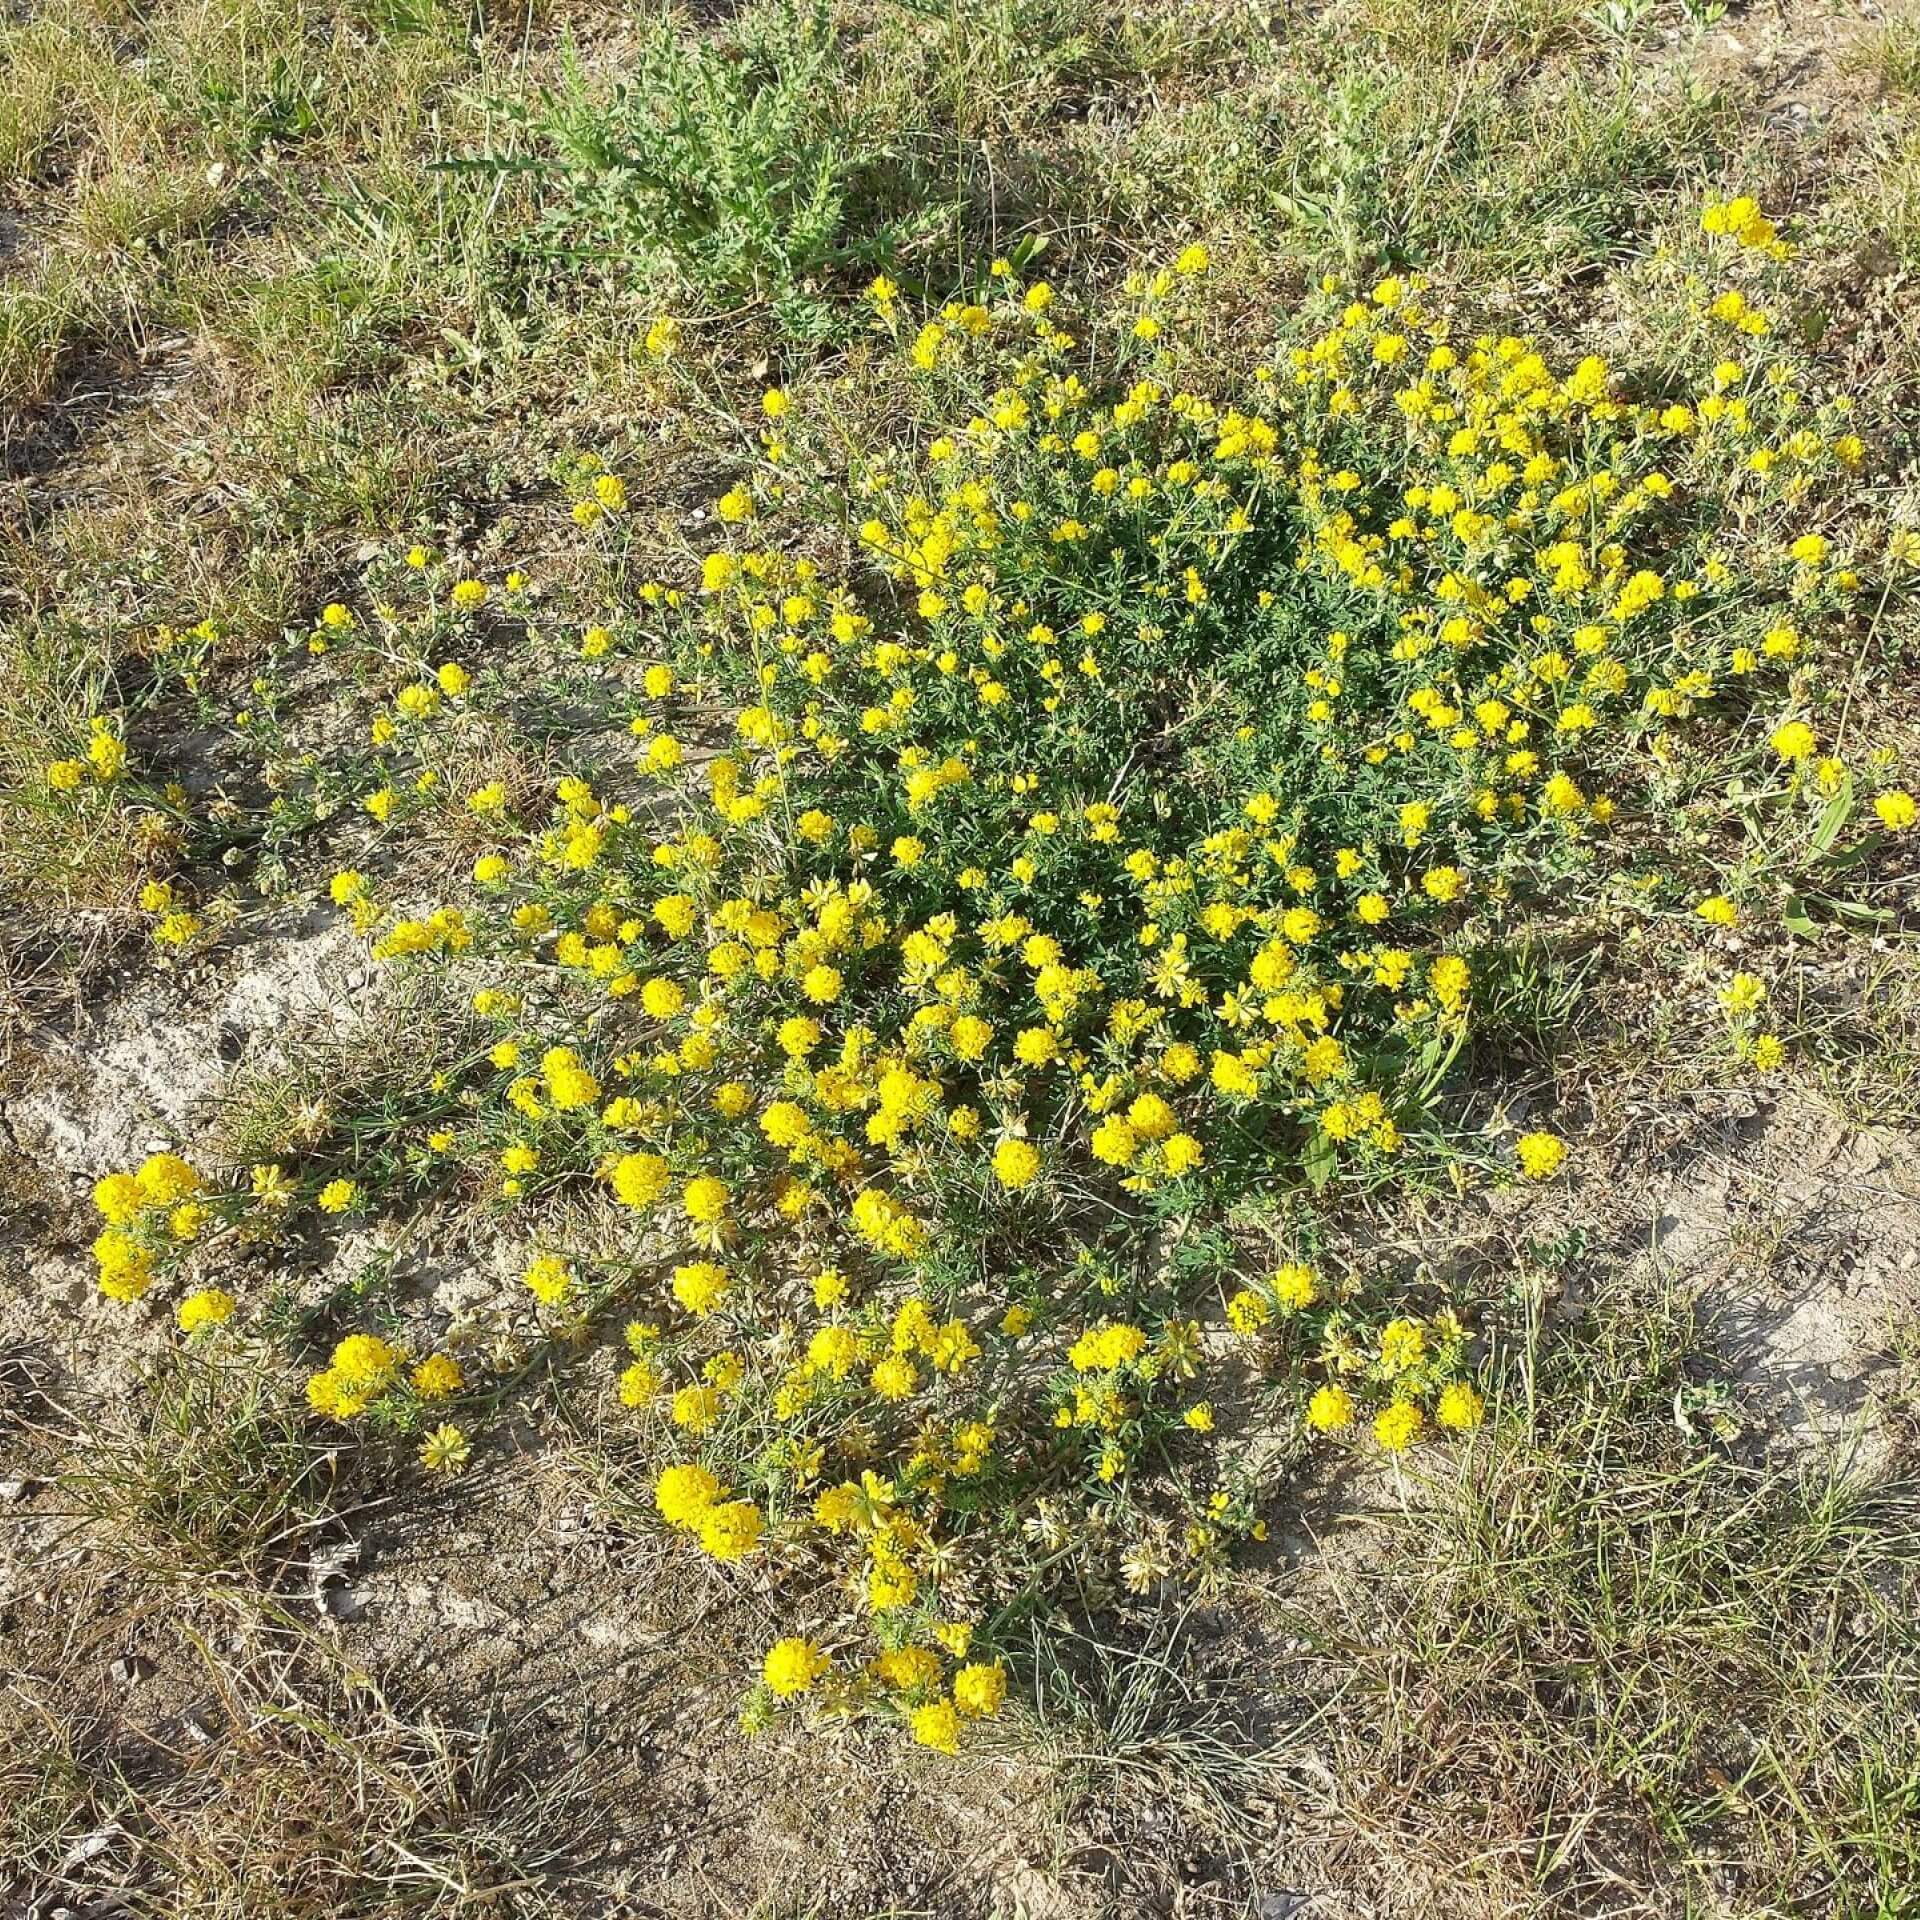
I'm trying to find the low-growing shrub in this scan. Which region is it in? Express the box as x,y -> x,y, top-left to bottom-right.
50,198 -> 1918,1753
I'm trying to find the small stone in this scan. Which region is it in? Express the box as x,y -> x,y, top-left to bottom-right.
311,1539 -> 365,1622
1256,1895 -> 1311,1920
110,1654 -> 155,1687
321,1583 -> 366,1622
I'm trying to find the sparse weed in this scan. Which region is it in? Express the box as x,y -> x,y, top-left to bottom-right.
463,0 -> 939,339
1294,1272 -> 1920,1914
1018,1612 -> 1275,1833
0,1627 -> 609,1918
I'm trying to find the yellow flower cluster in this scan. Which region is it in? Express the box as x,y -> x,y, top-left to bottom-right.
44,716 -> 128,792
65,201 -> 1910,1750
90,1154 -> 206,1301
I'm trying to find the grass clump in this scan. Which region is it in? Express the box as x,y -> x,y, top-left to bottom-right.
63,1345 -> 346,1584
1302,1274 -> 1920,1914
1,1635 -> 601,1919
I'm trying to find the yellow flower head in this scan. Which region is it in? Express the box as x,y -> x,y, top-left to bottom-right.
654,1462 -> 722,1529
176,1287 -> 236,1335
1515,1131 -> 1567,1180
764,1636 -> 828,1698
1374,1400 -> 1423,1453
992,1138 -> 1041,1190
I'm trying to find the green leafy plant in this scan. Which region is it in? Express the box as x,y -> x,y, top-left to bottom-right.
461,0 -> 934,337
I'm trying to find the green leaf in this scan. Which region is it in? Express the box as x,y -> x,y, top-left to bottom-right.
1828,897 -> 1894,928
1303,1130 -> 1337,1192
1781,895 -> 1819,940
1810,781 -> 1854,855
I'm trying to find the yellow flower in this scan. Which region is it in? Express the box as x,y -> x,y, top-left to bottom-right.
910,1698 -> 962,1755
1091,1115 -> 1138,1166
618,1357 -> 660,1406
412,1353 -> 464,1399
332,1333 -> 402,1389
1306,1384 -> 1355,1433
875,1646 -> 942,1692
683,1175 -> 731,1225
1272,1262 -> 1318,1310
871,1353 -> 918,1400
1379,1317 -> 1425,1374
807,1324 -> 860,1379
696,1499 -> 763,1561
524,1254 -> 574,1306
655,1462 -> 722,1529
1068,1323 -> 1148,1370
672,1390 -> 721,1436
1515,1131 -> 1566,1179
1225,1289 -> 1270,1336
176,1287 -> 236,1335
610,1152 -> 672,1210
1769,720 -> 1816,762
251,1163 -> 294,1208
1162,1133 -> 1204,1176
764,1637 -> 829,1698
93,1172 -> 146,1224
953,1662 -> 1006,1718
1374,1400 -> 1423,1452
94,1227 -> 154,1302
419,1424 -> 472,1473
1874,789 -> 1916,831
641,977 -> 686,1019
1436,1382 -> 1485,1431
86,729 -> 126,779
992,1138 -> 1041,1190
672,1259 -> 729,1315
